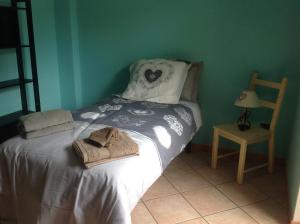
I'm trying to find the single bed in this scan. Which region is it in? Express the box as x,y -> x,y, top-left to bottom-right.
0,59 -> 203,224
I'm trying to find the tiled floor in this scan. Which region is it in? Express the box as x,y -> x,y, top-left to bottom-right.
131,148 -> 289,224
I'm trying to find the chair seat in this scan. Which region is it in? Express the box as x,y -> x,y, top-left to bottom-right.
214,123 -> 271,144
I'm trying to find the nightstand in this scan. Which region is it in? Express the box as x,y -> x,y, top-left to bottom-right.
211,73 -> 287,184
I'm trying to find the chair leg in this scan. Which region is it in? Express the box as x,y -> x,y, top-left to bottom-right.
211,129 -> 219,169
237,141 -> 247,184
268,134 -> 275,173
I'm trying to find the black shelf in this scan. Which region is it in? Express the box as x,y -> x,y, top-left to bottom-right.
0,78 -> 33,89
0,44 -> 31,49
0,110 -> 29,126
0,45 -> 17,49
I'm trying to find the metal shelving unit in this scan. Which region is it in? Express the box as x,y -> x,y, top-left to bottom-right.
0,0 -> 40,141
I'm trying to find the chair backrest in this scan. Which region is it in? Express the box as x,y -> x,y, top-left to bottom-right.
249,72 -> 288,132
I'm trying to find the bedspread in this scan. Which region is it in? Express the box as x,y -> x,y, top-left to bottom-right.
0,96 -> 198,224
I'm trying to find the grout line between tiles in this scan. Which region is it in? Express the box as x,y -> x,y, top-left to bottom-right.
202,207 -> 260,224
142,191 -> 179,202
140,201 -> 159,224
201,207 -> 239,218
180,156 -> 236,187
163,175 -> 204,219
240,205 -> 264,224
176,217 -> 209,224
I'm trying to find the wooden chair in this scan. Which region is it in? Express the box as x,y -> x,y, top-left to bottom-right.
211,72 -> 288,184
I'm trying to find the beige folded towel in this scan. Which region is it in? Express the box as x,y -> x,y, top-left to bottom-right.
84,154 -> 139,169
24,122 -> 74,139
73,139 -> 111,163
19,109 -> 73,133
89,127 -> 119,147
73,128 -> 139,168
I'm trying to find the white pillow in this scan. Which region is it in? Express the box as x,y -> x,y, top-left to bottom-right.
122,59 -> 190,104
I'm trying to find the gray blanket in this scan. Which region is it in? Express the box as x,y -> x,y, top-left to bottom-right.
73,96 -> 197,169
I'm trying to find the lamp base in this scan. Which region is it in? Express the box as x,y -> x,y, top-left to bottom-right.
238,124 -> 250,131
237,108 -> 251,131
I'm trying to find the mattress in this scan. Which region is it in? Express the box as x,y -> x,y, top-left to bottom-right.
0,96 -> 202,224
180,100 -> 202,130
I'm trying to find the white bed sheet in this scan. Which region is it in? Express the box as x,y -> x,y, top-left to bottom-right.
0,101 -> 202,224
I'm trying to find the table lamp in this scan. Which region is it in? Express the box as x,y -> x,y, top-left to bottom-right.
234,90 -> 260,131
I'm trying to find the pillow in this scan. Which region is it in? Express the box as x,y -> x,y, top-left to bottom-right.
180,61 -> 203,102
122,59 -> 190,104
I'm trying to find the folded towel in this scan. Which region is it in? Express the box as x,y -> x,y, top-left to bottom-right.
73,139 -> 110,163
83,154 -> 139,169
19,109 -> 73,133
73,128 -> 139,168
24,122 -> 74,139
89,127 -> 119,147
103,130 -> 138,158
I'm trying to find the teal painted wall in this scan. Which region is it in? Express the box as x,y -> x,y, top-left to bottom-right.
54,0 -> 76,109
31,0 -> 61,110
76,0 -> 300,157
1,0 -> 300,159
54,0 -> 82,110
288,90 -> 300,220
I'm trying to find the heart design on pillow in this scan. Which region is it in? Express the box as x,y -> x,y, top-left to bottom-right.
144,69 -> 162,83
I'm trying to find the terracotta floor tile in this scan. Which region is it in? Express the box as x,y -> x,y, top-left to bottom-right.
179,152 -> 209,170
204,208 -> 257,224
143,176 -> 178,201
183,187 -> 236,216
139,150 -> 288,224
179,217 -> 208,224
180,149 -> 210,162
145,194 -> 199,224
246,171 -> 289,206
131,202 -> 156,224
195,165 -> 235,185
165,169 -> 211,192
164,157 -> 193,174
242,199 -> 289,224
217,182 -> 267,206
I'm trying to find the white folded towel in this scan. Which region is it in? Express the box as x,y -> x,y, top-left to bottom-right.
19,109 -> 73,132
24,122 -> 74,139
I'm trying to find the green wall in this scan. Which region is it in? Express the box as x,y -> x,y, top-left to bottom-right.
1,0 -> 300,159
76,0 -> 300,157
54,0 -> 76,109
31,0 -> 61,110
53,0 -> 82,110
288,91 -> 300,221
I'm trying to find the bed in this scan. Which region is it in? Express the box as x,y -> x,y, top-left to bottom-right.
0,59 -> 203,224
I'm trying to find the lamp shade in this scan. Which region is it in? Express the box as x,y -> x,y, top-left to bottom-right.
234,90 -> 261,108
